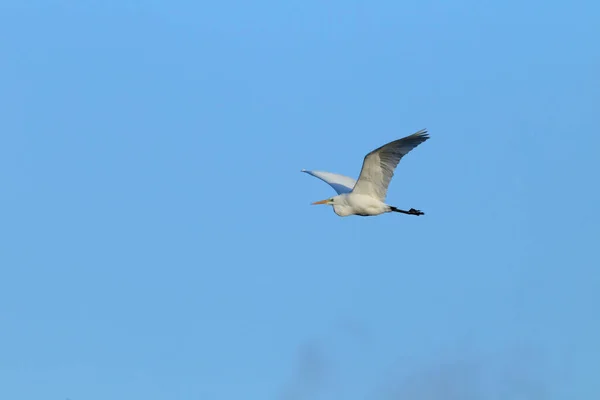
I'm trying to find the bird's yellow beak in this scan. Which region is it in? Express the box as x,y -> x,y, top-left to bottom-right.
311,199 -> 329,205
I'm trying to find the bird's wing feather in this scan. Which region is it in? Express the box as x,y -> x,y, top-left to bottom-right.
301,169 -> 357,194
352,129 -> 429,201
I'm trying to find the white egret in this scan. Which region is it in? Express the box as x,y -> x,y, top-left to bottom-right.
302,129 -> 430,217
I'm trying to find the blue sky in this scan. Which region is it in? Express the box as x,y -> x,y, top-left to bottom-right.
1,0 -> 599,399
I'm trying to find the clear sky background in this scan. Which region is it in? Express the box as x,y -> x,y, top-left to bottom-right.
1,1 -> 599,399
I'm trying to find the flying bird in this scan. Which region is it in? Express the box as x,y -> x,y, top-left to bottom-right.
302,129 -> 429,217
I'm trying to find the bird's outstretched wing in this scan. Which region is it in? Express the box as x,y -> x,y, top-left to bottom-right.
301,169 -> 357,194
352,129 -> 429,201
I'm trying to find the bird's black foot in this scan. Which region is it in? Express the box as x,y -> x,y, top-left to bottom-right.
390,206 -> 425,216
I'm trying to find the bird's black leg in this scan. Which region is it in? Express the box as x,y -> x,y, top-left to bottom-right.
390,206 -> 424,216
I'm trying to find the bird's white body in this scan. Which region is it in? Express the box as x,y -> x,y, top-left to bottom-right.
302,129 -> 430,218
330,193 -> 390,217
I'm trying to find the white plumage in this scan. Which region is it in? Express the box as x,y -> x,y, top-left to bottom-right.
300,170 -> 356,194
302,129 -> 429,217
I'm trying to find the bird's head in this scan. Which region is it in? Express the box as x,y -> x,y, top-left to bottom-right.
311,197 -> 336,206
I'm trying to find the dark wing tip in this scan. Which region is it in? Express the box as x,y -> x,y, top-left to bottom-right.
401,129 -> 430,147
412,128 -> 429,139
